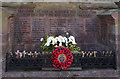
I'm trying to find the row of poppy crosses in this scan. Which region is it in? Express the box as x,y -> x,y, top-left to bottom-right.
7,50 -> 114,58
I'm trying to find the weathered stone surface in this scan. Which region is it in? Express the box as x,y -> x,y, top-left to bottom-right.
2,69 -> 118,78
1,77 -> 119,79
10,8 -> 105,51
1,2 -> 120,79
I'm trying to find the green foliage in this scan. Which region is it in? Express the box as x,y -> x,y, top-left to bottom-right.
41,35 -> 82,53
41,35 -> 55,52
67,43 -> 82,52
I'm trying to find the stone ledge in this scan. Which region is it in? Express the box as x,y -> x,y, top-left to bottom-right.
2,69 -> 118,78
1,77 -> 119,79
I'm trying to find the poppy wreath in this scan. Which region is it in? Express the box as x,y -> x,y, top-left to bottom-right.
51,47 -> 73,70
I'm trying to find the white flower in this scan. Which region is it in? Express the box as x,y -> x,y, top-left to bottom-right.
53,38 -> 57,44
44,35 -> 77,47
72,41 -> 76,44
51,38 -> 56,45
63,37 -> 68,46
16,50 -> 19,54
48,36 -> 54,40
59,42 -> 62,46
55,37 -> 60,42
55,37 -> 62,46
58,35 -> 65,42
55,45 -> 59,48
44,36 -> 54,46
40,38 -> 44,41
47,36 -> 54,43
66,32 -> 69,35
68,36 -> 77,44
17,50 -> 19,53
44,42 -> 50,46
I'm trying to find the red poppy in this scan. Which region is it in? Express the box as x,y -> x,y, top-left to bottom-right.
70,46 -> 72,49
54,45 -> 56,48
32,56 -> 34,58
51,47 -> 73,70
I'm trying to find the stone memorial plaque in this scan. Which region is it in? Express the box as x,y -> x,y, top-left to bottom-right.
17,8 -> 33,17
85,18 -> 99,32
13,18 -> 22,43
32,18 -> 45,43
13,17 -> 32,44
68,18 -> 83,37
10,8 -> 101,50
50,18 -> 67,35
20,17 -> 31,43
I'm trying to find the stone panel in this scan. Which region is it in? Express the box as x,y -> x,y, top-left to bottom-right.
32,17 -> 45,43
9,8 -> 112,51
99,15 -> 116,50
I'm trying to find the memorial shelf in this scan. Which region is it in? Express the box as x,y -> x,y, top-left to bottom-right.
6,50 -> 116,71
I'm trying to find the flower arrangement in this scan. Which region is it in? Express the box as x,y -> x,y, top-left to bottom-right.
40,33 -> 81,53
